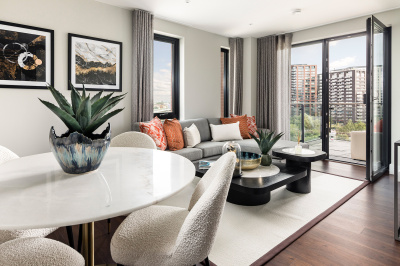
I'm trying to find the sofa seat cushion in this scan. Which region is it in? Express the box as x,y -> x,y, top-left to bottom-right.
170,148 -> 203,161
194,141 -> 225,158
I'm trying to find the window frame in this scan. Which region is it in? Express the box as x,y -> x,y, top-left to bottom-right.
153,33 -> 180,120
221,48 -> 229,118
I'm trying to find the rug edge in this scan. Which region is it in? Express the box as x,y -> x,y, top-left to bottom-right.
249,180 -> 369,266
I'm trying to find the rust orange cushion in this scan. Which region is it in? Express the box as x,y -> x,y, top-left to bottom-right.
231,114 -> 259,138
139,117 -> 167,150
220,115 -> 251,139
163,119 -> 185,151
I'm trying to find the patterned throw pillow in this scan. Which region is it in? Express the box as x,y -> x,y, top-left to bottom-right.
220,115 -> 251,139
139,117 -> 167,150
163,119 -> 185,151
230,114 -> 259,138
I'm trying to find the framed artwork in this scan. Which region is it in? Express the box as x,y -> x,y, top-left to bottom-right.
68,33 -> 122,92
0,20 -> 54,89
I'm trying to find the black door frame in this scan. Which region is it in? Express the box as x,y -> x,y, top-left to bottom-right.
366,16 -> 392,182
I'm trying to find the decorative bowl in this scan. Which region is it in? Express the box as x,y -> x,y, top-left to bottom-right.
240,152 -> 262,170
49,123 -> 111,174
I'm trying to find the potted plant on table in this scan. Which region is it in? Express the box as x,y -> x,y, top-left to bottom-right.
39,84 -> 126,174
251,130 -> 284,166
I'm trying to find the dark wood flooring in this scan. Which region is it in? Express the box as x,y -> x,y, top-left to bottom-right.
48,160 -> 400,265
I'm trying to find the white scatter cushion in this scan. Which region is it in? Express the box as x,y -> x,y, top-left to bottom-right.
183,123 -> 201,148
210,122 -> 243,142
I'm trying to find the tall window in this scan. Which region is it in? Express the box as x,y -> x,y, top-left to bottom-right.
221,48 -> 229,117
153,34 -> 180,119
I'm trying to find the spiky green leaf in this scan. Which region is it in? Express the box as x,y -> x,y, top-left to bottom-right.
76,96 -> 90,118
81,84 -> 87,100
84,108 -> 124,135
47,85 -> 74,116
39,99 -> 82,132
91,93 -> 114,117
90,91 -> 103,104
70,86 -> 82,114
91,93 -> 126,122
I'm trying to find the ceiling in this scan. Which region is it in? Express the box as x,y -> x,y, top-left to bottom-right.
96,0 -> 400,37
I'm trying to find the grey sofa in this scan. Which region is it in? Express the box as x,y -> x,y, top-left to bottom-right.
132,118 -> 309,162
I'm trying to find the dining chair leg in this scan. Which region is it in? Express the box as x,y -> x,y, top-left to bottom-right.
108,218 -> 111,234
66,226 -> 74,249
77,224 -> 83,252
204,257 -> 210,266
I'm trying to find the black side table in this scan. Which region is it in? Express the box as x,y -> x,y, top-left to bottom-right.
272,147 -> 327,194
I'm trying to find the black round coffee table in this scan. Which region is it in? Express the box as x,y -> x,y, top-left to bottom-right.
272,147 -> 327,194
195,148 -> 326,206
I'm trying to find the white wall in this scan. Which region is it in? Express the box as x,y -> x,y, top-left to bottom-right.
0,0 -> 229,157
0,0 -> 132,157
154,18 -> 229,120
291,8 -> 400,172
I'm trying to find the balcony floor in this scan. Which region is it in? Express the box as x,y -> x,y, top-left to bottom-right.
307,139 -> 366,165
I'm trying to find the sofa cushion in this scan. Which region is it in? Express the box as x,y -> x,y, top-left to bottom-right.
179,118 -> 211,142
194,141 -> 225,158
163,119 -> 184,151
139,117 -> 167,151
170,148 -> 203,161
221,115 -> 251,139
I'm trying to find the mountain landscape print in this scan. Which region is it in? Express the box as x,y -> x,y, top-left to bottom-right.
75,41 -> 116,85
69,34 -> 122,91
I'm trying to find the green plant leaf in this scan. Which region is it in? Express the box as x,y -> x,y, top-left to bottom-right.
91,93 -> 114,117
39,99 -> 82,133
70,85 -> 82,114
84,108 -> 124,135
90,91 -> 103,104
76,96 -> 90,118
91,93 -> 126,122
81,84 -> 87,100
47,85 -> 74,116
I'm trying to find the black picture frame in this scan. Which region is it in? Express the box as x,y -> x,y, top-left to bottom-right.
0,20 -> 54,89
68,33 -> 122,92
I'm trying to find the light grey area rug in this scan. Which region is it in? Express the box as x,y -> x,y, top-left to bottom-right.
158,171 -> 365,266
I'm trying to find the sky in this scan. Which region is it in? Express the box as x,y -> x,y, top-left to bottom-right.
291,35 -> 367,74
153,40 -> 172,104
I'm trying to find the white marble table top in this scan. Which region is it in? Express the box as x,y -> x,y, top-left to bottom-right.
0,147 -> 195,230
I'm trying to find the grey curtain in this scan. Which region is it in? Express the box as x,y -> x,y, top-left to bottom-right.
256,33 -> 292,139
131,9 -> 153,127
229,38 -> 243,116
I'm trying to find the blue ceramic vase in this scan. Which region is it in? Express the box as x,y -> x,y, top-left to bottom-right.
49,123 -> 111,174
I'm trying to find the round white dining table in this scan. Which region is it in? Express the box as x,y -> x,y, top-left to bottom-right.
0,147 -> 195,266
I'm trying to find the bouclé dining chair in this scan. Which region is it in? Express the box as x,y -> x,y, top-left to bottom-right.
111,131 -> 157,150
110,152 -> 236,266
0,237 -> 84,266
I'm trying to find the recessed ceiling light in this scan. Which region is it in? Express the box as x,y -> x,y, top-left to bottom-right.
292,9 -> 302,15
249,23 -> 253,26
186,0 -> 190,3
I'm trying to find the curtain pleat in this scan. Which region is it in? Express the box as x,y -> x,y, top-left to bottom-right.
229,38 -> 244,116
131,9 -> 153,127
256,33 -> 292,140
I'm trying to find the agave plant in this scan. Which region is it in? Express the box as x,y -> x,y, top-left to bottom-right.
39,84 -> 126,137
251,130 -> 284,155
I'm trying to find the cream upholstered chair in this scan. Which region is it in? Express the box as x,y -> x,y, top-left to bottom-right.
111,131 -> 157,150
110,152 -> 236,266
0,145 -> 59,244
0,237 -> 84,266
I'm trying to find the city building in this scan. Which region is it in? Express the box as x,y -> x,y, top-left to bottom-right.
329,67 -> 366,124
290,64 -> 319,117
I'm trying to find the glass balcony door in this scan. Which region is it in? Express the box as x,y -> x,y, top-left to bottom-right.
366,16 -> 391,181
